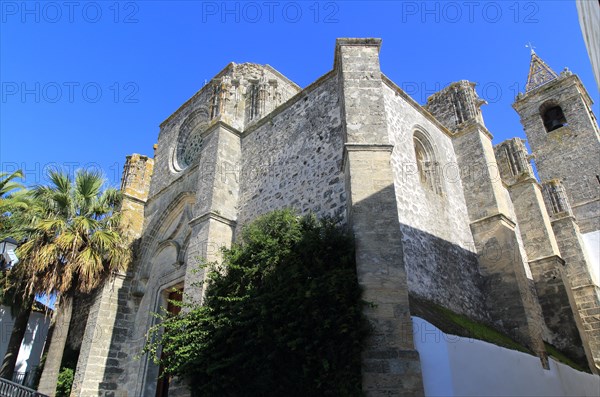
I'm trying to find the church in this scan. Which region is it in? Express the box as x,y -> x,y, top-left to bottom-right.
39,38 -> 600,396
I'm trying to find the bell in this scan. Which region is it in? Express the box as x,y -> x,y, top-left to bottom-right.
549,119 -> 563,131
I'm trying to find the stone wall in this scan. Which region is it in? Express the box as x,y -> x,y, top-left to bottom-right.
494,139 -> 586,363
71,38 -> 600,396
427,81 -> 548,364
126,192 -> 195,396
120,154 -> 154,237
544,180 -> 600,373
425,80 -> 485,129
150,63 -> 300,198
236,73 -> 346,228
382,80 -> 488,322
336,38 -> 423,396
70,275 -> 135,397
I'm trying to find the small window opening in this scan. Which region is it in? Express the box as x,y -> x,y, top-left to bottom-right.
249,83 -> 259,120
209,84 -> 221,119
413,133 -> 442,195
542,105 -> 567,132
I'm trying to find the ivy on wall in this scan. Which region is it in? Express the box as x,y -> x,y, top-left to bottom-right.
144,209 -> 368,396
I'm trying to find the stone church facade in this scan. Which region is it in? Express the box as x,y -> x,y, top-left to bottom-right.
40,38 -> 599,396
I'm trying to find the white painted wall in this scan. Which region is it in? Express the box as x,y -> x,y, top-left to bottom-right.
581,230 -> 599,286
413,317 -> 600,397
0,305 -> 51,377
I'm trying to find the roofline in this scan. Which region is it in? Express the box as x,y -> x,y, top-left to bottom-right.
243,70 -> 336,136
525,51 -> 558,93
263,64 -> 302,91
381,73 -> 455,139
513,74 -> 594,109
425,80 -> 477,104
159,62 -> 234,128
159,62 -> 301,129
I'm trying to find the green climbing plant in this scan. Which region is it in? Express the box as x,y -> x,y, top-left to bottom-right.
144,209 -> 368,396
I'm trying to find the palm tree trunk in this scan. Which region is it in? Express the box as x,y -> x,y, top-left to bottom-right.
38,297 -> 72,396
0,294 -> 34,380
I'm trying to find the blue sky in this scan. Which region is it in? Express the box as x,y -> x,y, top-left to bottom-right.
1,0 -> 598,188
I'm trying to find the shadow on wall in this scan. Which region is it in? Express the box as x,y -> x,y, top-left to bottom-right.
98,244 -> 143,397
89,181 -> 586,394
399,223 -> 488,323
348,184 -> 489,343
350,184 -> 585,369
16,317 -> 40,372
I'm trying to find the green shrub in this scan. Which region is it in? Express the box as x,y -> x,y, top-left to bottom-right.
144,209 -> 367,396
55,367 -> 74,397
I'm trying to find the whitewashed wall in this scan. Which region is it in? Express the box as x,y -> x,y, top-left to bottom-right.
582,230 -> 600,286
413,317 -> 600,396
0,305 -> 51,377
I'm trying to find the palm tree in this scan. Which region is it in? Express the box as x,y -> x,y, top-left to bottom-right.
4,169 -> 131,392
0,188 -> 56,382
0,170 -> 24,236
0,170 -> 24,197
0,170 -> 30,382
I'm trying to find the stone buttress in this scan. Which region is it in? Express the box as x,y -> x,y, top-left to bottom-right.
513,51 -> 600,373
426,81 -> 549,366
543,180 -> 600,373
336,38 -> 424,396
70,154 -> 154,397
494,138 -> 587,366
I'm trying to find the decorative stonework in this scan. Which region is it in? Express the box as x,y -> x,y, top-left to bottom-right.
542,180 -> 572,217
425,80 -> 486,130
180,130 -> 203,167
525,51 -> 559,93
72,39 -> 600,397
175,108 -> 209,169
494,138 -> 535,185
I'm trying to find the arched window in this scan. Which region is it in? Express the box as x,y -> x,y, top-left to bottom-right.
174,109 -> 209,171
414,137 -> 429,185
413,131 -> 442,195
541,103 -> 567,132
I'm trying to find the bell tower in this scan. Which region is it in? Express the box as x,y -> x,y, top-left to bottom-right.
513,50 -> 600,234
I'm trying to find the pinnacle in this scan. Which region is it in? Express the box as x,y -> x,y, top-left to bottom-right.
525,51 -> 559,93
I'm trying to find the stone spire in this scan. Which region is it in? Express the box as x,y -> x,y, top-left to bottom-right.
525,50 -> 559,92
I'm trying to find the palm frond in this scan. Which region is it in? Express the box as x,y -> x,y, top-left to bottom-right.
75,170 -> 105,216
0,170 -> 24,197
73,247 -> 104,292
100,188 -> 123,208
47,169 -> 72,194
5,167 -> 132,299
